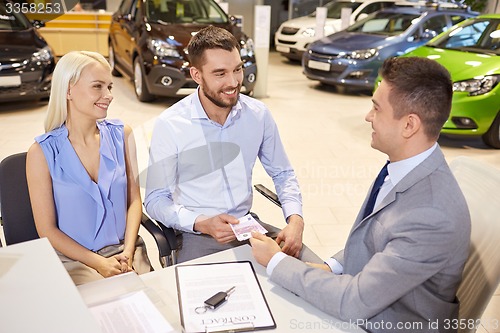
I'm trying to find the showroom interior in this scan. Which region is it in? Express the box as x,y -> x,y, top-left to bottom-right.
1,0 -> 499,332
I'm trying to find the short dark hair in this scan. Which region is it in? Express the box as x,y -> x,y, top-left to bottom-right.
187,25 -> 240,68
379,57 -> 452,139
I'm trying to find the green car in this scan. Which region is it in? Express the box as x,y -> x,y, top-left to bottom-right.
386,15 -> 500,148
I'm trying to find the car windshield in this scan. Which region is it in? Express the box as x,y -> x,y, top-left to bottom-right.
146,0 -> 228,24
428,18 -> 500,55
347,11 -> 419,36
0,2 -> 31,31
310,1 -> 363,19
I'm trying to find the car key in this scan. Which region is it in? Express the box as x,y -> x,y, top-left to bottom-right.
204,286 -> 236,310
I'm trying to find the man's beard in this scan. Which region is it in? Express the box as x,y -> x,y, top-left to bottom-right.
201,79 -> 240,109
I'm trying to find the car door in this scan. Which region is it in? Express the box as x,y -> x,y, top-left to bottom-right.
110,0 -> 139,75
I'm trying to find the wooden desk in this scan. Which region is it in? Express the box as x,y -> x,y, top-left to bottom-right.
140,245 -> 364,333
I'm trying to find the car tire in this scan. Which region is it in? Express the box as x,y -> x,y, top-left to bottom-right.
482,111 -> 500,149
108,44 -> 122,77
133,57 -> 154,102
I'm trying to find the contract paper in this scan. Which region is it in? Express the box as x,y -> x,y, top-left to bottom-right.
176,261 -> 276,332
88,290 -> 174,333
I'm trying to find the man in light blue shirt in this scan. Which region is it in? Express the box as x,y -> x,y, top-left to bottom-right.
145,26 -> 315,263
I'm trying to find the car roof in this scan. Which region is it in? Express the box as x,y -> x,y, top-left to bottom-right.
373,4 -> 476,15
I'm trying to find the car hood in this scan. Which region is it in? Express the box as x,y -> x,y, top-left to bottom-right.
406,46 -> 500,81
310,31 -> 394,53
0,29 -> 45,60
281,15 -> 341,29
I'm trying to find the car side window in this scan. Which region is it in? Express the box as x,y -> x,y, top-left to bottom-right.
361,3 -> 383,15
355,2 -> 384,21
118,0 -> 135,15
449,15 -> 469,27
422,14 -> 448,36
133,0 -> 141,22
445,20 -> 490,48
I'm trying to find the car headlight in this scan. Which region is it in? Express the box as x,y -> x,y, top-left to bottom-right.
339,48 -> 377,60
453,75 -> 499,96
302,27 -> 315,37
148,38 -> 181,58
31,46 -> 53,63
240,38 -> 254,58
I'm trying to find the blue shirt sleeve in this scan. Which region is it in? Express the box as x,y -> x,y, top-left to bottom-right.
258,108 -> 303,221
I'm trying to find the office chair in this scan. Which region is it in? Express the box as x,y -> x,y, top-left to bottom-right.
0,152 -> 177,268
450,156 -> 500,333
254,184 -> 281,207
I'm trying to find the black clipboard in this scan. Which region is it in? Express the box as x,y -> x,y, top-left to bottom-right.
175,261 -> 276,333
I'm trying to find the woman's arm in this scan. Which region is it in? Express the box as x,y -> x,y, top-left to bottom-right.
26,142 -> 126,277
121,125 -> 143,269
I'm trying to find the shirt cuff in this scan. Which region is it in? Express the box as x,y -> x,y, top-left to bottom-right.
325,257 -> 344,275
177,209 -> 203,233
281,201 -> 303,223
266,252 -> 287,276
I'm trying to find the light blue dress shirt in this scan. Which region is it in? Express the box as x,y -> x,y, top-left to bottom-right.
145,90 -> 302,233
36,119 -> 127,251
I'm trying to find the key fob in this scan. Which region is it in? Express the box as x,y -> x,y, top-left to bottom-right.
204,292 -> 227,309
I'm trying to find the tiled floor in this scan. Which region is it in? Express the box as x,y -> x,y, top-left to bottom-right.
1,51 -> 499,330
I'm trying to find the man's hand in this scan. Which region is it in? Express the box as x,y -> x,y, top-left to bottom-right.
194,214 -> 239,243
250,231 -> 282,267
276,214 -> 304,258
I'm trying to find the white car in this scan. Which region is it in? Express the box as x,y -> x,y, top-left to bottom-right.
274,0 -> 401,60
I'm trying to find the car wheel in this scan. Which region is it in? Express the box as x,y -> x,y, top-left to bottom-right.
108,44 -> 122,77
133,57 -> 154,102
482,111 -> 500,149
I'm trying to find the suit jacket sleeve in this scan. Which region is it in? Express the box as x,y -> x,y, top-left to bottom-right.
270,206 -> 463,321
332,249 -> 344,266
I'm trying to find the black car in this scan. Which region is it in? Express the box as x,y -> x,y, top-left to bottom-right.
0,1 -> 55,103
109,0 -> 257,102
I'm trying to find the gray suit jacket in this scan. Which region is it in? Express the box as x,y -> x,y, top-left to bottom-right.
271,147 -> 471,332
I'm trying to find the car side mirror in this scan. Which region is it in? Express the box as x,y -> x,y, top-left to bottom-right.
420,29 -> 437,40
229,15 -> 243,28
31,20 -> 45,29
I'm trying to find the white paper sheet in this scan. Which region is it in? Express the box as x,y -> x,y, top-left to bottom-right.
176,261 -> 275,333
89,290 -> 174,333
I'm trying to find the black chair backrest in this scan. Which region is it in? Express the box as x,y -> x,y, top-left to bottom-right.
0,152 -> 39,245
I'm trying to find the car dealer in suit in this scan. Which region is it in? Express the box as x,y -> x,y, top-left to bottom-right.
251,57 -> 471,333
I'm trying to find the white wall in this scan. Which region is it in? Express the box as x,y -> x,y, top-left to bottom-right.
485,0 -> 499,13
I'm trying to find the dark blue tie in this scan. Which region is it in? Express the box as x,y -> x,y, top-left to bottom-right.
362,161 -> 389,219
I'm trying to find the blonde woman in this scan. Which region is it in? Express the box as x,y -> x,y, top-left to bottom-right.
26,51 -> 151,285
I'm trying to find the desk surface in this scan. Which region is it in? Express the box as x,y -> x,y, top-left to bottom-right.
0,238 -> 101,333
140,244 -> 363,333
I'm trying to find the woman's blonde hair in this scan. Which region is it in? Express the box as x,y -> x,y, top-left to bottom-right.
44,51 -> 111,132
